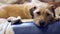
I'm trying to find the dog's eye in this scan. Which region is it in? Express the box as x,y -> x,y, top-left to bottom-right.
36,12 -> 40,15
34,7 -> 36,10
46,13 -> 50,16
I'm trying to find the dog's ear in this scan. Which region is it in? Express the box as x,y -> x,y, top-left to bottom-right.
50,5 -> 60,21
50,5 -> 56,17
30,6 -> 36,18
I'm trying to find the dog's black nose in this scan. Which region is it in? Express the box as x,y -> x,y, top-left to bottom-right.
39,20 -> 45,26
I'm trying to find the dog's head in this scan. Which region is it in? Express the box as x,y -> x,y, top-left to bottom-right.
30,5 -> 56,27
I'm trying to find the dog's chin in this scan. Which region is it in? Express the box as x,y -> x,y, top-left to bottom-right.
35,22 -> 48,28
40,24 -> 45,27
38,20 -> 55,28
39,23 -> 47,28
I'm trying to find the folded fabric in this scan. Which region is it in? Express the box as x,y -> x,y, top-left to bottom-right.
0,18 -> 14,34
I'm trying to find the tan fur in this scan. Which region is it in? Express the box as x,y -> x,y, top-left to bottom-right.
0,4 -> 33,19
55,7 -> 60,18
34,7 -> 55,26
0,8 -> 8,18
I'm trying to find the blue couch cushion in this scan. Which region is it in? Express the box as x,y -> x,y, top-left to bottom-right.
12,20 -> 60,34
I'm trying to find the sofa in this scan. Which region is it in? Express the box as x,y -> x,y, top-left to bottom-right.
12,20 -> 60,34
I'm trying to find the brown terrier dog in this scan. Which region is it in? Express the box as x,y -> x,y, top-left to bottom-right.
31,6 -> 57,27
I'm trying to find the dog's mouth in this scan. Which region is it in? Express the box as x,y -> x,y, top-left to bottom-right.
38,21 -> 47,28
39,21 -> 45,26
40,23 -> 45,26
38,20 -> 54,28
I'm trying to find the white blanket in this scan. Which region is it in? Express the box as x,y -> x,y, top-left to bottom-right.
0,18 -> 14,34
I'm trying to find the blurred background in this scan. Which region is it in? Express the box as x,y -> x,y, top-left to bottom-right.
0,0 -> 60,7
0,0 -> 60,4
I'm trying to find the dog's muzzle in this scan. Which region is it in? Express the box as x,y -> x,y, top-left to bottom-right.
39,20 -> 45,27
